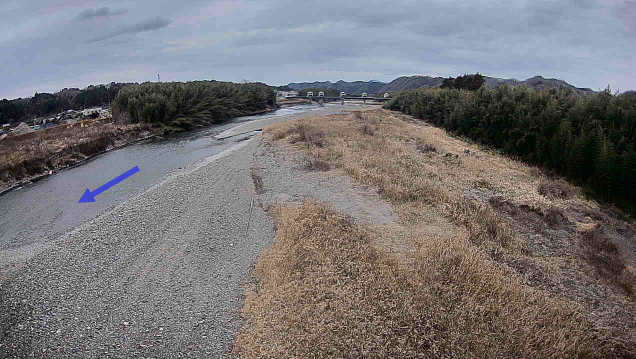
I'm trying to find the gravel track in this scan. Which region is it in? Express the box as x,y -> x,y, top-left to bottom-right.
0,139 -> 273,358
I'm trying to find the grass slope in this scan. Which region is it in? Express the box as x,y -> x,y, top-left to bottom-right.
235,109 -> 636,358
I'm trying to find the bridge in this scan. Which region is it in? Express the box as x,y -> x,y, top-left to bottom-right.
285,95 -> 390,104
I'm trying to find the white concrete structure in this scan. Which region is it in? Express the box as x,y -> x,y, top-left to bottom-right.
361,92 -> 368,97
383,93 -> 390,98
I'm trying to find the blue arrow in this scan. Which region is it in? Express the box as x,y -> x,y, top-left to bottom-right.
78,166 -> 140,203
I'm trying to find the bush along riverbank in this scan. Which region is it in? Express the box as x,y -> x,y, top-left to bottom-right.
112,81 -> 277,132
385,86 -> 636,213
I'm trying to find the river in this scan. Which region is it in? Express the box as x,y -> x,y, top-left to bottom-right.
0,103 -> 372,272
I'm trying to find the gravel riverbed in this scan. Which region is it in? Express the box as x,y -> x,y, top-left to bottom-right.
0,139 -> 273,358
0,105 -> 387,358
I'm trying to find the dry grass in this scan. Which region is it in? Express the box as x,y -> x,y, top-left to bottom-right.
538,179 -> 574,199
579,226 -> 635,296
249,168 -> 265,194
303,155 -> 331,171
238,108 -> 636,357
416,139 -> 437,154
274,122 -> 326,148
543,205 -> 567,227
235,200 -> 606,358
0,119 -> 151,187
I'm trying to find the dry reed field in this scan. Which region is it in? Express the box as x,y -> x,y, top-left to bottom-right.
0,120 -> 151,188
235,109 -> 636,358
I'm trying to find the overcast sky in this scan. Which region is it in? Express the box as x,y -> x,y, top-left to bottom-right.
1,0 -> 635,99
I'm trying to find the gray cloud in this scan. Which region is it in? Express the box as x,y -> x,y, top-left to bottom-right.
88,17 -> 172,43
0,0 -> 635,99
616,0 -> 636,35
77,7 -> 126,20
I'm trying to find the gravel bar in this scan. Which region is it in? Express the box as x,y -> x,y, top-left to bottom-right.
0,139 -> 273,358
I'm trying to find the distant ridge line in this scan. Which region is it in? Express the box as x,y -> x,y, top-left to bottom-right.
286,75 -> 595,95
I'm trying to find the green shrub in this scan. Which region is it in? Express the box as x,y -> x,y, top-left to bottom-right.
112,81 -> 276,128
385,86 -> 636,211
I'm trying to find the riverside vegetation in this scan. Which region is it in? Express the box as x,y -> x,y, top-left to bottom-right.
112,81 -> 276,131
0,119 -> 151,190
235,109 -> 635,358
0,81 -> 276,189
385,85 -> 636,212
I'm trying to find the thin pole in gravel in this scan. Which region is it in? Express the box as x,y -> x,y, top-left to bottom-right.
245,197 -> 254,236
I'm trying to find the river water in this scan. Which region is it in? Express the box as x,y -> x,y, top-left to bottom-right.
0,103 -> 372,263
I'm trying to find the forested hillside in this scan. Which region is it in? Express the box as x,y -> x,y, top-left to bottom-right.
0,83 -> 134,124
378,75 -> 446,92
286,75 -> 595,96
386,86 -> 636,210
111,81 -> 276,131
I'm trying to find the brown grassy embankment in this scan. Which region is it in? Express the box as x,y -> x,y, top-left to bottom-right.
0,119 -> 152,191
235,109 -> 636,358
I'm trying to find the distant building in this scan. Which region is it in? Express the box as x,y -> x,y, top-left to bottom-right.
383,93 -> 390,98
285,91 -> 298,98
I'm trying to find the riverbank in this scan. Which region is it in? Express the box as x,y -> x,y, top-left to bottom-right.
235,108 -> 636,358
0,105 -> 284,195
0,138 -> 275,357
0,119 -> 154,194
276,98 -> 309,107
3,107 -> 634,357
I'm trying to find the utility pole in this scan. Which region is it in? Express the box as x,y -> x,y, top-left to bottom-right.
158,73 -> 161,82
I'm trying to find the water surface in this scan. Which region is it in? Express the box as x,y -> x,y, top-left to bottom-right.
0,103 -> 372,252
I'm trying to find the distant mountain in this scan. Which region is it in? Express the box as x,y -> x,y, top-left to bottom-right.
478,76 -> 594,95
514,76 -> 595,95
287,75 -> 595,96
483,76 -> 521,88
286,80 -> 386,95
377,76 -> 446,92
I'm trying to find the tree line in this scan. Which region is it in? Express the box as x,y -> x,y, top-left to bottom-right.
385,85 -> 636,211
111,81 -> 276,131
441,73 -> 485,91
0,83 -> 134,124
